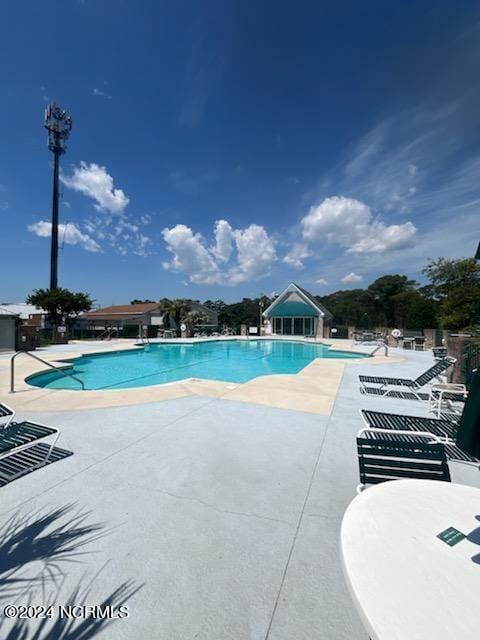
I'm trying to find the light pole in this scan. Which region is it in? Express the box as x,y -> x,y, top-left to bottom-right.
44,103 -> 72,291
259,297 -> 264,335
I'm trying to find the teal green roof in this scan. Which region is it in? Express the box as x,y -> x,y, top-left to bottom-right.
293,283 -> 332,319
269,300 -> 318,317
264,283 -> 333,320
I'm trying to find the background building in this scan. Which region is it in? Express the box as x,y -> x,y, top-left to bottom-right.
263,283 -> 332,338
78,302 -> 218,333
0,303 -> 46,328
0,308 -> 18,351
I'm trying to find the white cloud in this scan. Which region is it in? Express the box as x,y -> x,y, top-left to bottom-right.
302,196 -> 371,245
344,122 -> 387,178
348,221 -> 417,254
228,224 -> 277,285
212,219 -> 233,262
301,196 -> 417,254
301,48 -> 480,279
316,278 -> 328,285
61,162 -> 129,214
40,85 -> 49,102
92,87 -> 112,99
84,215 -> 152,257
132,234 -> 151,257
341,272 -> 363,283
162,221 -> 277,286
162,225 -> 221,284
282,243 -> 312,269
28,221 -> 100,252
30,165 -> 149,257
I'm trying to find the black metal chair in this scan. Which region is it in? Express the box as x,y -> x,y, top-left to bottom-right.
356,429 -> 451,492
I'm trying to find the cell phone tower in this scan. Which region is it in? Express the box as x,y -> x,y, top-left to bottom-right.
44,103 -> 72,290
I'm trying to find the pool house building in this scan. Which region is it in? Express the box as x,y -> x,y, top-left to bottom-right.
263,283 -> 332,338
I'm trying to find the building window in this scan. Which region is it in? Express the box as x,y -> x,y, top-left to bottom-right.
270,316 -> 317,335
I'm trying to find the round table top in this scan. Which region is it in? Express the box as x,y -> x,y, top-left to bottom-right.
341,480 -> 480,640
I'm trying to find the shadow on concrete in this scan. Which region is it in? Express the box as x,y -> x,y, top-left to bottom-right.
0,504 -> 142,638
0,504 -> 107,601
468,515 -> 480,565
1,577 -> 140,640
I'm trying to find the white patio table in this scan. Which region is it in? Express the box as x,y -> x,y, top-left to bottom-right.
341,480 -> 480,640
429,382 -> 467,418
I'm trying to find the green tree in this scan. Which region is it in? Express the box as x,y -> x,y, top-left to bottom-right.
367,275 -> 417,327
423,257 -> 480,330
27,288 -> 93,339
130,299 -> 155,304
317,290 -> 374,326
218,296 -> 272,331
158,298 -> 194,336
392,290 -> 438,330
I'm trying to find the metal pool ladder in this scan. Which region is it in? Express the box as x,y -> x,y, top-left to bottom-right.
10,350 -> 85,393
371,340 -> 389,357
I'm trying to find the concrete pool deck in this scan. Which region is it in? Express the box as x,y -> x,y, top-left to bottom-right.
0,337 -> 401,414
0,345 -> 478,639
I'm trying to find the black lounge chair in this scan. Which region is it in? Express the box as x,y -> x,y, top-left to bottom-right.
0,403 -> 60,482
356,429 -> 451,491
359,356 -> 456,400
359,370 -> 480,466
361,409 -> 458,440
0,402 -> 15,429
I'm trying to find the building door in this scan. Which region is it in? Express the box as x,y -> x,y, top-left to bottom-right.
294,318 -> 303,335
283,318 -> 292,335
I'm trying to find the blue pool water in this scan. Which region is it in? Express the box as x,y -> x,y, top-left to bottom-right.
27,340 -> 368,390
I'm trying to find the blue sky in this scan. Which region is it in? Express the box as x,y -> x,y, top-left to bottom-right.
1,1 -> 479,306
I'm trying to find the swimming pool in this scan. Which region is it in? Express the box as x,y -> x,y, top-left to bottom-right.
27,340 -> 368,390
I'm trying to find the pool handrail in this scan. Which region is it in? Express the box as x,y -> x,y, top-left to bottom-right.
10,350 -> 85,393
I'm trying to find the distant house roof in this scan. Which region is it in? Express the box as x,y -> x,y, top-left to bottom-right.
83,303 -> 161,322
86,303 -> 161,315
0,303 -> 45,319
263,282 -> 332,319
0,308 -> 17,317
